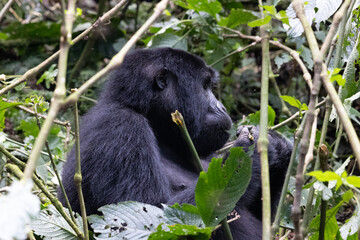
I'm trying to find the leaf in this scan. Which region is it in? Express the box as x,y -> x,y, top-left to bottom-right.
283,1 -> 316,37
314,0 -> 342,27
346,176 -> 360,188
195,147 -> 252,226
148,223 -> 212,240
307,171 -> 342,190
263,5 -> 277,16
248,15 -> 271,27
281,95 -> 307,110
288,176 -> 309,207
0,99 -> 22,130
274,53 -> 292,69
339,206 -> 360,240
32,205 -> 83,240
186,0 -> 222,17
308,190 -> 353,238
268,105 -> 276,126
163,203 -> 204,227
150,33 -> 188,51
88,202 -> 166,240
218,9 -> 257,28
240,106 -> 276,126
309,212 -> 338,240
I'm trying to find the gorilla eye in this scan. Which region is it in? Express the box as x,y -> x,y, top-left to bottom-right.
203,77 -> 212,90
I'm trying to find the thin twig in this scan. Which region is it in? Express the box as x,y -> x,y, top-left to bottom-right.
0,0 -> 15,22
0,0 -> 130,96
2,98 -> 70,126
320,0 -> 352,57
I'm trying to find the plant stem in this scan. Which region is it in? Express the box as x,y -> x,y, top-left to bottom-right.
72,89 -> 89,240
271,113 -> 307,236
171,110 -> 233,240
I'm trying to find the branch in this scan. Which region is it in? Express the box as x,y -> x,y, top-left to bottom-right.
2,98 -> 70,126
320,0 -> 352,57
0,0 -> 15,22
0,0 -> 130,96
64,0 -> 169,105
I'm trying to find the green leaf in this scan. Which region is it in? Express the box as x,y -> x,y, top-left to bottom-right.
150,33 -> 188,51
0,99 -> 22,130
346,176 -> 360,188
263,5 -> 277,16
281,95 -> 301,109
268,105 -> 276,126
277,10 -> 289,25
88,202 -> 166,240
32,205 -> 83,240
307,171 -> 342,190
163,203 -> 204,227
186,0 -> 222,17
307,171 -> 341,182
218,9 -> 257,28
18,119 -> 39,137
240,106 -> 276,126
309,211 -> 339,240
148,223 -> 212,240
248,15 -> 271,27
195,147 -> 252,226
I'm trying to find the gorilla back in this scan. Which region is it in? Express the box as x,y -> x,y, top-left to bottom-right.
58,48 -> 292,240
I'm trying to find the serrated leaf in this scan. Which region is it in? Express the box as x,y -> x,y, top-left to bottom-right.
31,205 -> 82,240
163,203 -> 204,227
88,202 -> 165,240
248,15 -> 271,27
148,223 -> 212,240
195,147 -> 252,227
274,53 -> 292,69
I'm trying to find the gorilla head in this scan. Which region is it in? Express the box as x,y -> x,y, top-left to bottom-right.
101,48 -> 232,157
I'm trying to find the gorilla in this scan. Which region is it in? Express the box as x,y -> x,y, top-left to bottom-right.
58,47 -> 292,239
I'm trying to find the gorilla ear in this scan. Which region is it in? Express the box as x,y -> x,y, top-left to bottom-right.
154,68 -> 177,90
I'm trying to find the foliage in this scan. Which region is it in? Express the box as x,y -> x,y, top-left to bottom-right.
0,0 -> 360,239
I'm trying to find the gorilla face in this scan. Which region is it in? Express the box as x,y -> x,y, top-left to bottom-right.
147,48 -> 232,157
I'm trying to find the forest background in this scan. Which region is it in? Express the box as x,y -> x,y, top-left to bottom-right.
0,0 -> 360,239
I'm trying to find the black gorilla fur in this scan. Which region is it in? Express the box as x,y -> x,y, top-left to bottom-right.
59,48 -> 292,239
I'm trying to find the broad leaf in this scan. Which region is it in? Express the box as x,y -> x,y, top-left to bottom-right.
195,147 -> 252,226
339,206 -> 360,240
150,33 -> 188,51
163,203 -> 204,227
32,205 -> 83,240
88,202 -> 165,240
